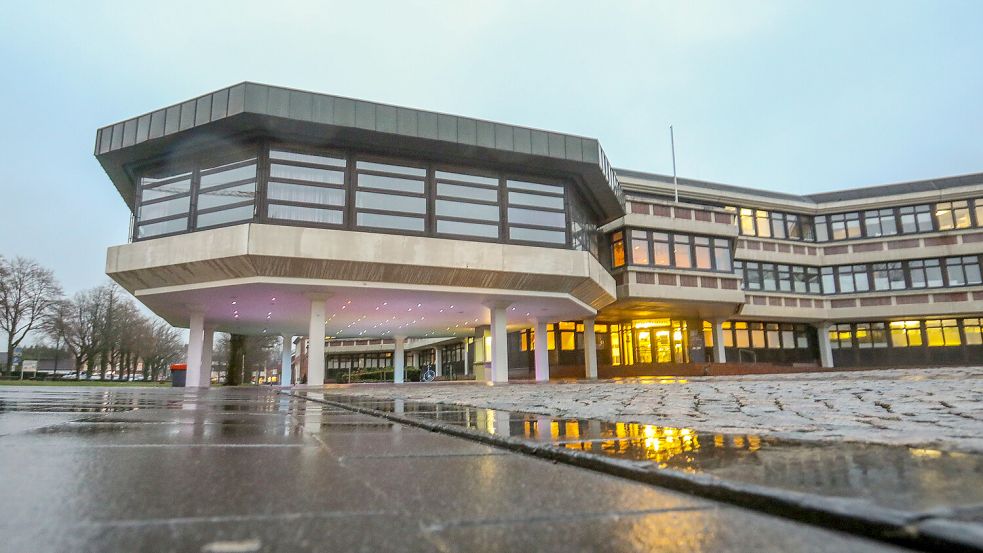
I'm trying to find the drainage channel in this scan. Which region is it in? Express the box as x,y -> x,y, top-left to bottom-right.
283,390 -> 982,553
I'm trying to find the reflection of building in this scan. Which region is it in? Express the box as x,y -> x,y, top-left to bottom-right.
96,83 -> 982,386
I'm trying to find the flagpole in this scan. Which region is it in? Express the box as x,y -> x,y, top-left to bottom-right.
670,125 -> 679,204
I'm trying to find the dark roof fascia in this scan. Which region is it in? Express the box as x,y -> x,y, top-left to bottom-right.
95,82 -> 625,220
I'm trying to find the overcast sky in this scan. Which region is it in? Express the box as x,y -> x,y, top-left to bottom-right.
1,0 -> 981,297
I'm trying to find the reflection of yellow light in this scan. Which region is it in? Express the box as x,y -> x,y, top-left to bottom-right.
643,425 -> 657,439
714,435 -> 724,448
734,436 -> 745,448
910,448 -> 942,458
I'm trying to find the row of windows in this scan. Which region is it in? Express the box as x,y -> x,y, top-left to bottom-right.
735,255 -> 982,295
134,143 -> 588,249
829,318 -> 983,349
711,321 -> 813,350
732,198 -> 983,243
610,230 -> 733,272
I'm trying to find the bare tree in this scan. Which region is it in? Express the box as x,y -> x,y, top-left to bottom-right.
142,319 -> 183,381
0,256 -> 63,374
49,289 -> 105,378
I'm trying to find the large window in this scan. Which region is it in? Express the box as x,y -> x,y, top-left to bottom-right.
945,256 -> 983,286
936,200 -> 972,231
194,157 -> 256,229
506,179 -> 567,245
434,170 -> 501,239
135,167 -> 192,238
267,148 -> 346,225
355,160 -> 427,232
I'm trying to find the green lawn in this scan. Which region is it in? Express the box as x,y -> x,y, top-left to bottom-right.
0,380 -> 169,387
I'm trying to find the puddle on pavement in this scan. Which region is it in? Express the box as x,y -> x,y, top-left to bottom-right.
322,394 -> 983,515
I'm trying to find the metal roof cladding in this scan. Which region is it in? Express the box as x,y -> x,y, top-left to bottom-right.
95,82 -> 625,220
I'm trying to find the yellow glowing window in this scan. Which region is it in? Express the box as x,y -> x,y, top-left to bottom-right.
612,239 -> 625,267
611,331 -> 622,365
963,318 -> 982,345
484,335 -> 492,354
529,330 -> 535,350
520,332 -> 528,351
547,330 -> 556,351
559,321 -> 575,330
596,324 -> 608,333
576,323 -> 584,332
561,332 -> 575,350
739,208 -> 756,235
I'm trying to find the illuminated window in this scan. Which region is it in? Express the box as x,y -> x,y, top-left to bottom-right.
936,200 -> 972,230
766,323 -> 781,349
739,208 -> 756,235
611,232 -> 626,267
610,329 -> 622,365
925,319 -> 960,347
750,323 -> 765,348
561,332 -> 575,350
653,233 -> 671,266
631,230 -> 650,265
755,210 -> 771,238
975,199 -> 983,228
830,323 -> 853,349
673,235 -> 692,268
734,322 -> 749,348
547,327 -> 556,351
963,318 -> 983,345
520,332 -> 528,351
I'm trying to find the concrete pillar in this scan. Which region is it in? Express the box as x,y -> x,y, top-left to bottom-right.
712,319 -> 727,363
307,294 -> 330,385
186,311 -> 205,388
394,336 -> 406,383
584,317 -> 598,380
280,335 -> 293,386
462,339 -> 470,375
199,326 -> 214,387
816,322 -> 835,368
487,304 -> 510,383
534,320 -> 550,382
434,347 -> 442,377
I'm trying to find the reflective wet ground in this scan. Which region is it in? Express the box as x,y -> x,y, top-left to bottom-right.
310,394 -> 983,541
0,386 -> 918,552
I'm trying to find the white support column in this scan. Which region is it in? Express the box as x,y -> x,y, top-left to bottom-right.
186,311 -> 205,388
462,339 -> 470,375
487,303 -> 510,383
394,336 -> 406,383
712,319 -> 727,363
434,347 -> 442,377
199,326 -> 214,388
280,335 -> 293,386
534,320 -> 550,382
584,317 -> 598,380
307,294 -> 330,386
816,321 -> 835,368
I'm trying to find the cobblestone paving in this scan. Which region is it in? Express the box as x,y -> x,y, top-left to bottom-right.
323,367 -> 983,452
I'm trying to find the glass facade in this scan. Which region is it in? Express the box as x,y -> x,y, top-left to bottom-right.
132,142 -> 601,252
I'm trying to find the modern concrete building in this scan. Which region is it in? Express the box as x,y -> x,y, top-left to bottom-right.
96,83 -> 983,386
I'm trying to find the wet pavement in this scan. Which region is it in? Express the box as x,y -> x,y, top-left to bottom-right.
0,386 -> 928,553
304,392 -> 983,552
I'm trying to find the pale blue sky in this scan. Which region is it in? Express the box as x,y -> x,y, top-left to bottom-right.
1,0 -> 981,295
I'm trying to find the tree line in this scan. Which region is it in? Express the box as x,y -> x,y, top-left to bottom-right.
0,255 -> 183,380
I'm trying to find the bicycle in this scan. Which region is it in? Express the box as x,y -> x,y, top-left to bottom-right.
420,363 -> 437,382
